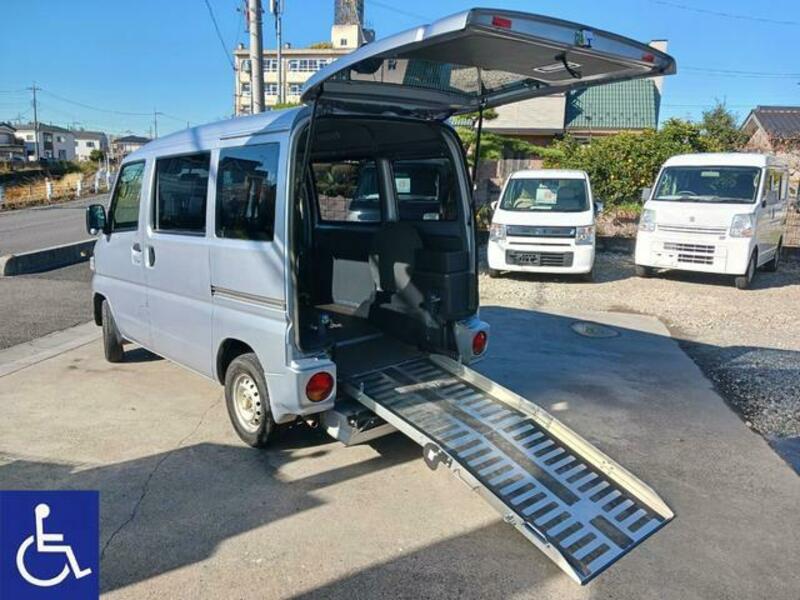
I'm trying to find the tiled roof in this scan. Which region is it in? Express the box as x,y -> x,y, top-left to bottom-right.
114,135 -> 150,144
565,79 -> 660,131
748,106 -> 800,139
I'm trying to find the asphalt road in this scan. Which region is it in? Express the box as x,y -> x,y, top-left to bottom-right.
0,195 -> 107,255
0,308 -> 797,599
0,262 -> 93,349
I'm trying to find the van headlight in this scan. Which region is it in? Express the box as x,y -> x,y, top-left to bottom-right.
638,209 -> 656,232
730,213 -> 755,238
575,225 -> 595,245
489,223 -> 507,242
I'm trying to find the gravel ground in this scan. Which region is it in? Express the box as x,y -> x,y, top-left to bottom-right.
479,250 -> 800,444
0,262 -> 93,349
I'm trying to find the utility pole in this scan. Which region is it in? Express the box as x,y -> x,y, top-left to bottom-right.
249,0 -> 265,113
153,109 -> 162,139
27,83 -> 40,161
271,0 -> 284,104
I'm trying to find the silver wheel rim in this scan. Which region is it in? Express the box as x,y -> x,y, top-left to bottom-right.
232,373 -> 263,433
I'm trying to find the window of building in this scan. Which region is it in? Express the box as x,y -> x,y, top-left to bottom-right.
288,58 -> 331,73
87,141 -> 95,148
56,135 -> 65,143
154,153 -> 210,234
288,84 -> 302,96
314,160 -> 381,223
266,84 -> 279,96
110,161 -> 145,231
241,81 -> 251,96
216,143 -> 279,241
241,58 -> 252,72
264,59 -> 279,72
340,38 -> 347,46
26,134 -> 33,141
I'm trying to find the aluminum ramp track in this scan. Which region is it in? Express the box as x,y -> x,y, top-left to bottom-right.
342,354 -> 674,585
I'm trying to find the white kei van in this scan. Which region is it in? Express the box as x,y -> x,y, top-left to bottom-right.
635,153 -> 789,289
487,170 -> 601,280
85,9 -> 676,583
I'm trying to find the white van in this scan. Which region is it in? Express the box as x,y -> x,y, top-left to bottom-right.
635,153 -> 789,289
85,9 -> 676,583
487,170 -> 601,280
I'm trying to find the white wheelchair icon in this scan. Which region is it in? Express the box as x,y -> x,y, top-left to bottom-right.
15,503 -> 93,588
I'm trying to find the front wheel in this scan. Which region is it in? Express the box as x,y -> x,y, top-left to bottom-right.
487,268 -> 502,279
735,253 -> 757,290
101,300 -> 124,363
580,268 -> 594,283
224,353 -> 274,448
635,265 -> 653,278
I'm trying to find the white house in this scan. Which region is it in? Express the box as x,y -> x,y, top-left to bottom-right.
14,123 -> 76,161
73,130 -> 109,161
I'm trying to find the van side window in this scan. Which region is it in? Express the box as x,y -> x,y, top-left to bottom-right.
393,157 -> 458,221
313,160 -> 381,223
154,153 -> 210,234
109,161 -> 145,231
216,143 -> 279,241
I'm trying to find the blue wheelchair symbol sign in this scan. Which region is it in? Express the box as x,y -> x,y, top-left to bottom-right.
1,490 -> 99,599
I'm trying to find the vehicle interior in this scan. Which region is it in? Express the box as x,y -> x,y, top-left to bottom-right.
292,116 -> 477,371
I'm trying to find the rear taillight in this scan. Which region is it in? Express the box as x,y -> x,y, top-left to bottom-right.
472,331 -> 488,356
491,16 -> 512,29
306,372 -> 334,402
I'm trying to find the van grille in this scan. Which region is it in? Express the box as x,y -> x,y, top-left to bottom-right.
507,251 -> 574,267
658,224 -> 727,236
663,242 -> 715,265
507,225 -> 576,238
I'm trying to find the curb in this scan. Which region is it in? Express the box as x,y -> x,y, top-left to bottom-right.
0,239 -> 96,277
0,321 -> 99,378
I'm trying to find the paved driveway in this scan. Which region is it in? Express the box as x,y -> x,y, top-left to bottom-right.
0,307 -> 797,599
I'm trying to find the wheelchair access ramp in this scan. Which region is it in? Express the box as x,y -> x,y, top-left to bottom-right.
342,355 -> 674,585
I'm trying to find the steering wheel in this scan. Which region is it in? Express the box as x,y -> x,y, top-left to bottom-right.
676,190 -> 697,196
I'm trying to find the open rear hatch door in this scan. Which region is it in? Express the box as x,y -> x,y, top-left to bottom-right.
302,8 -> 675,119
343,355 -> 674,585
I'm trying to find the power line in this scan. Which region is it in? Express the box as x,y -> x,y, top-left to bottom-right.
369,1 -> 432,22
652,1 -> 799,26
203,0 -> 236,70
38,89 -> 153,116
680,67 -> 800,80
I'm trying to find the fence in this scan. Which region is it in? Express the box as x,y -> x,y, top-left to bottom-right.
0,170 -> 114,210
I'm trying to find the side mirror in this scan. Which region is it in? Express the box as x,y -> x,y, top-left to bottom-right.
490,200 -> 499,211
640,187 -> 652,203
594,200 -> 605,215
761,199 -> 767,209
86,204 -> 108,235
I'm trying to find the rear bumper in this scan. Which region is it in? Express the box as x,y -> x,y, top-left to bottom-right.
634,231 -> 752,275
488,239 -> 594,274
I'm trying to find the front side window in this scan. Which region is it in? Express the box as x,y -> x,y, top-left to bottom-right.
314,159 -> 381,223
654,167 -> 760,204
500,178 -> 589,213
394,158 -> 459,221
154,153 -> 210,234
110,161 -> 145,231
216,143 -> 279,241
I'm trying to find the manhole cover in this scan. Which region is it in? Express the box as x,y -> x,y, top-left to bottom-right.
571,321 -> 619,338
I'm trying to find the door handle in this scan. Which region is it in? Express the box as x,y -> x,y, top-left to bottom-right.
147,246 -> 156,267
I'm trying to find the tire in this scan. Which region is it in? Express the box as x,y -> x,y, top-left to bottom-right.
735,252 -> 757,290
488,268 -> 501,279
635,265 -> 653,278
101,300 -> 125,363
763,240 -> 781,272
580,268 -> 594,283
224,353 -> 274,448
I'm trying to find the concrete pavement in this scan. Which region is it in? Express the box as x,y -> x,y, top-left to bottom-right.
0,195 -> 106,255
0,307 -> 797,599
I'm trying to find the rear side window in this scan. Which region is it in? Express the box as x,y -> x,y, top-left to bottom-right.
314,160 -> 381,223
154,153 -> 210,234
216,143 -> 279,241
393,158 -> 458,221
110,161 -> 145,231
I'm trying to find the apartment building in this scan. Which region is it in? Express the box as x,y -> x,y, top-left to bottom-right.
73,130 -> 110,161
234,0 -> 370,114
14,123 -> 76,161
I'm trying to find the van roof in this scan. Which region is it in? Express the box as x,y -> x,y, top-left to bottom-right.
509,169 -> 588,180
124,107 -> 306,161
663,152 -> 785,169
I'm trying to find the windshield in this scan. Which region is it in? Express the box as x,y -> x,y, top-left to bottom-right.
653,166 -> 761,204
499,178 -> 589,212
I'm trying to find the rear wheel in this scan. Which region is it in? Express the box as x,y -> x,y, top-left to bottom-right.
488,268 -> 502,279
635,265 -> 653,278
101,300 -> 124,363
735,252 -> 757,290
224,353 -> 274,448
763,239 -> 781,272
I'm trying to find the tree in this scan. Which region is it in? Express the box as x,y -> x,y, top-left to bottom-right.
699,101 -> 748,152
308,41 -> 333,49
89,149 -> 105,163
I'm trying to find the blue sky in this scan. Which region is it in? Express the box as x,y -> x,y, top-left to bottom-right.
2,0 -> 799,136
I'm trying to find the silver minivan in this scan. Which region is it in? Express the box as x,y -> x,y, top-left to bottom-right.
86,9 -> 676,584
